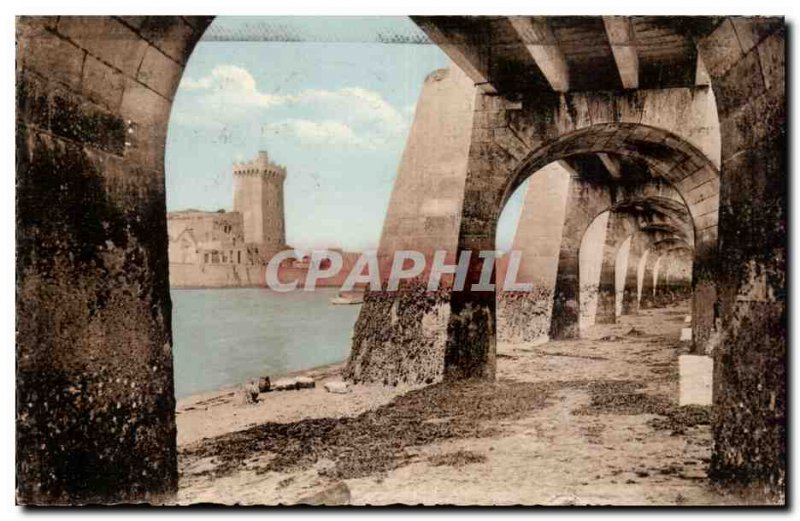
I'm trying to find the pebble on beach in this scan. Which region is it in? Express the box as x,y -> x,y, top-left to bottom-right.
296,376 -> 316,389
272,376 -> 316,392
324,381 -> 351,394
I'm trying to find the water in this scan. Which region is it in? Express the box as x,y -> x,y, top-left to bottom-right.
171,288 -> 360,398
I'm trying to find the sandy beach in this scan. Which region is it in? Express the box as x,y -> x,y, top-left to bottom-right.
173,301 -> 763,506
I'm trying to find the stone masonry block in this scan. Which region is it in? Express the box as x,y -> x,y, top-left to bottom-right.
677,165 -> 716,193
714,50 -> 766,119
16,72 -> 50,129
694,210 -> 719,232
493,127 -> 531,162
18,26 -> 85,90
81,55 -> 125,111
697,19 -> 744,79
719,91 -> 783,162
49,88 -> 126,155
684,177 -> 720,206
119,79 -> 171,169
757,30 -> 785,93
135,16 -> 198,65
730,16 -> 784,54
137,45 -> 184,99
691,194 -> 720,218
57,17 -> 148,78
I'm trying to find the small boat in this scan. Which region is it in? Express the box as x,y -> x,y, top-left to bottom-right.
330,291 -> 364,305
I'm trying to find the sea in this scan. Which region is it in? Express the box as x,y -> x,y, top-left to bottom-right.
171,287 -> 360,398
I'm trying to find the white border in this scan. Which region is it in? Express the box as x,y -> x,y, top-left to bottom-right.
2,1 -> 797,519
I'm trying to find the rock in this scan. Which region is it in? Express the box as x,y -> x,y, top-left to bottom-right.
324,381 -> 351,394
297,481 -> 351,506
239,380 -> 259,405
258,376 -> 271,393
296,376 -> 315,389
272,376 -> 315,391
272,378 -> 298,391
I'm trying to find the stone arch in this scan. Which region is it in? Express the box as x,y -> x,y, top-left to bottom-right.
500,122 -> 717,248
445,116 -> 720,380
15,15 -> 786,500
495,162 -> 572,345
640,238 -> 694,308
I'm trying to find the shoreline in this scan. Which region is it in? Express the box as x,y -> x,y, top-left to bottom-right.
170,285 -> 346,291
175,358 -> 347,409
175,357 -> 416,448
177,301 -> 755,506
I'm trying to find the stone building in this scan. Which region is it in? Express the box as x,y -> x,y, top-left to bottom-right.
233,150 -> 287,253
167,151 -> 287,287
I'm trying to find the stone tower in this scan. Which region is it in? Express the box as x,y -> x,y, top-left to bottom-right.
233,150 -> 286,256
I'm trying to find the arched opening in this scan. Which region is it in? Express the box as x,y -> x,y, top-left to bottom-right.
163,17 -> 450,401
486,124 -> 717,357
495,162 -> 571,345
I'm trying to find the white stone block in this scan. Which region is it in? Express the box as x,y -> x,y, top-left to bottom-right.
680,327 -> 692,341
324,381 -> 351,394
684,315 -> 692,324
679,355 -> 713,406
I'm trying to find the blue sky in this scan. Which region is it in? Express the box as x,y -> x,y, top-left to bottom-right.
166,16 -> 525,252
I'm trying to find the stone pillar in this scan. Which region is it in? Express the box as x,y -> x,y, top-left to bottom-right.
621,232 -> 651,315
549,177 -> 611,339
635,248 -> 651,309
578,211 -> 610,331
639,249 -> 656,309
15,16 -> 211,504
653,254 -> 670,306
700,27 -> 787,475
345,66 -> 477,386
595,212 -> 637,324
496,162 -> 570,344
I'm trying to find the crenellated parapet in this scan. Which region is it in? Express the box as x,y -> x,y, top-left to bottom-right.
233,150 -> 287,183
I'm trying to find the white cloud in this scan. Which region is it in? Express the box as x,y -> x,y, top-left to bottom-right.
262,119 -> 370,148
176,65 -> 412,148
180,64 -> 287,108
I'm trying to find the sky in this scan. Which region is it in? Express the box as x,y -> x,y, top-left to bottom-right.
166,16 -> 526,252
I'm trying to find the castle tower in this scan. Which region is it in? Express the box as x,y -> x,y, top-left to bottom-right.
233,150 -> 286,255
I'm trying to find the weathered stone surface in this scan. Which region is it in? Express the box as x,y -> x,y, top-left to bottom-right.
346,285 -> 451,385
698,19 -> 786,494
497,162 -> 569,343
346,66 -> 476,385
15,15 -> 211,505
551,178 -> 611,338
